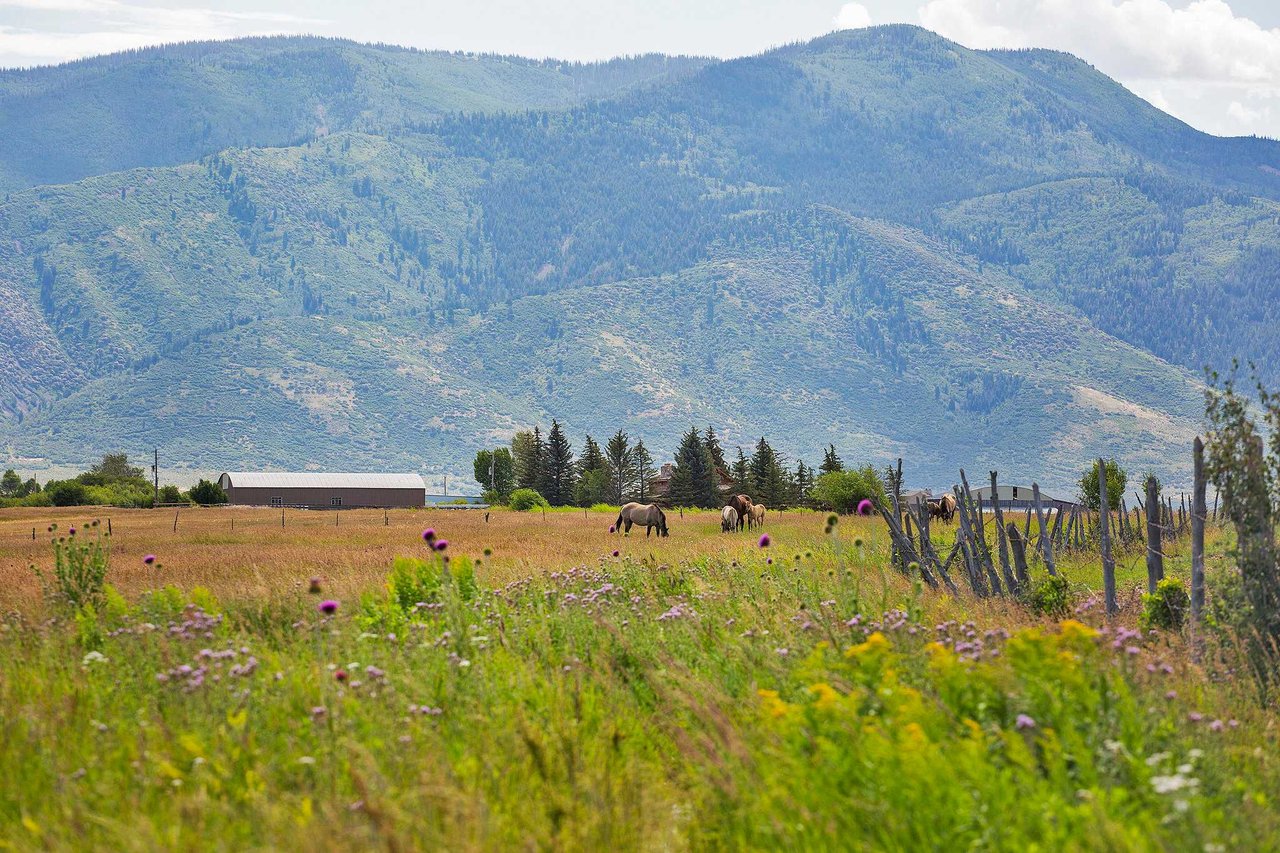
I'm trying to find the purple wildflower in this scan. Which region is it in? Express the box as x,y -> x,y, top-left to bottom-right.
609,525 -> 616,533
1209,719 -> 1225,732
1015,714 -> 1037,730
318,600 -> 339,616
434,539 -> 448,552
758,533 -> 771,548
856,499 -> 873,516
611,549 -> 619,557
142,554 -> 156,565
422,528 -> 436,542
1188,711 -> 1204,722
334,669 -> 348,683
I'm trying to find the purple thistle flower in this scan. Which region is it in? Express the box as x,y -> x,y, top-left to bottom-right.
1015,714 -> 1037,730
434,539 -> 448,552
422,528 -> 436,542
1209,719 -> 1225,732
1188,711 -> 1204,722
318,600 -> 339,616
609,525 -> 616,533
758,533 -> 770,548
68,526 -> 77,536
142,554 -> 156,565
334,669 -> 348,683
766,557 -> 773,565
611,549 -> 619,557
856,499 -> 874,516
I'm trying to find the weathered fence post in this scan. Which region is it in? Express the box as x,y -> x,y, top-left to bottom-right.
107,518 -> 112,536
281,507 -> 285,528
1007,523 -> 1030,587
1191,438 -> 1207,628
173,509 -> 179,532
990,471 -> 1017,594
1032,484 -> 1056,576
1144,475 -> 1163,594
1098,459 -> 1117,616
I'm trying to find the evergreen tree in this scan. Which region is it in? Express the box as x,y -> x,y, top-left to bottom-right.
574,435 -> 608,506
604,430 -> 633,505
512,428 -> 544,490
704,426 -> 726,474
794,460 -> 813,506
632,440 -> 656,503
730,447 -> 751,496
749,437 -> 786,506
0,469 -> 21,498
540,420 -> 575,506
820,444 -> 844,476
669,426 -> 716,508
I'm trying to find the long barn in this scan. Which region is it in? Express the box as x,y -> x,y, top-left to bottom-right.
217,472 -> 425,508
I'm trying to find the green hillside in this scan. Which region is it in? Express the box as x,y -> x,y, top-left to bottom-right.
0,37 -> 709,192
2,25 -> 1277,489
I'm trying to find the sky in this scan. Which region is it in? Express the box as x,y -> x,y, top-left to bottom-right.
2,0 -> 1280,138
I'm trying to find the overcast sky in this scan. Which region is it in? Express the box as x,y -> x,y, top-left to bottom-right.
3,0 -> 1280,138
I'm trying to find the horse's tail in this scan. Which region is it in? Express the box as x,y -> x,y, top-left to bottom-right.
614,511 -> 624,530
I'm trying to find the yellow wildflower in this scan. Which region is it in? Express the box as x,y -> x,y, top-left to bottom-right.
1059,619 -> 1099,641
758,688 -> 792,719
844,631 -> 891,659
808,682 -> 840,709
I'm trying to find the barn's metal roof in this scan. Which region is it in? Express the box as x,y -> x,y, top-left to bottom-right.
219,472 -> 425,490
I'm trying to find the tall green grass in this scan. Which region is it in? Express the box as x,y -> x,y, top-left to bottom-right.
1,531 -> 1274,850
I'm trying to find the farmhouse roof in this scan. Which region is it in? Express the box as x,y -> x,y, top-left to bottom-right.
219,472 -> 425,490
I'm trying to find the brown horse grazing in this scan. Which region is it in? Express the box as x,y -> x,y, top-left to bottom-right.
749,504 -> 766,527
926,499 -> 944,520
728,494 -> 753,531
721,505 -> 739,533
615,502 -> 670,537
935,494 -> 957,522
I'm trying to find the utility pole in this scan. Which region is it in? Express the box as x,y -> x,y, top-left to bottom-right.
152,447 -> 159,506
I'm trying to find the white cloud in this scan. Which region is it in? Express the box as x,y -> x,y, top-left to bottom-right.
916,0 -> 1280,136
834,3 -> 873,29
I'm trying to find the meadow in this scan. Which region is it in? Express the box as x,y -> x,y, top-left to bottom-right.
1,505 -> 1275,850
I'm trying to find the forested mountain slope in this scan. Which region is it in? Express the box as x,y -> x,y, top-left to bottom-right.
0,37 -> 708,192
1,25 -> 1276,487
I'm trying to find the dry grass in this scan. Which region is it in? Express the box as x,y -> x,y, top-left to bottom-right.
0,505 -> 891,612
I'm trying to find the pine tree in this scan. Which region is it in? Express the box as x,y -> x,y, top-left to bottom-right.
820,444 -> 844,476
704,426 -> 726,474
632,440 -> 656,503
575,435 -> 608,507
731,447 -> 751,496
794,460 -> 812,506
750,437 -> 786,506
540,421 -> 575,506
669,426 -> 716,508
512,428 -> 545,490
604,430 -> 633,505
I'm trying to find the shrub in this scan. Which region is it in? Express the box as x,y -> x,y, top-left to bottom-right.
1027,573 -> 1073,618
188,478 -> 228,505
1141,577 -> 1190,632
1078,458 -> 1127,511
45,480 -> 90,506
508,488 -> 549,511
158,484 -> 184,504
810,466 -> 886,514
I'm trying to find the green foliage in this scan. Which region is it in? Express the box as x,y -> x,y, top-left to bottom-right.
668,426 -> 717,508
45,480 -> 90,506
158,484 -> 184,503
34,523 -> 110,610
508,488 -> 549,511
810,466 -> 887,514
539,420 -> 576,506
1079,458 -> 1128,511
1141,578 -> 1190,632
1204,366 -> 1280,692
473,447 -> 515,499
188,479 -> 228,505
1028,573 -> 1074,618
0,469 -> 21,497
574,467 -> 609,508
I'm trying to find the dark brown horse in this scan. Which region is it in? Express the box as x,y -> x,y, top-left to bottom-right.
615,502 -> 669,537
728,494 -> 753,531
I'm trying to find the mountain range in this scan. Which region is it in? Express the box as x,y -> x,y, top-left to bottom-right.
2,25 -> 1278,492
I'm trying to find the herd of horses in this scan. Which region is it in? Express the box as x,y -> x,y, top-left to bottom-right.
612,493 -> 768,539
612,493 -> 954,539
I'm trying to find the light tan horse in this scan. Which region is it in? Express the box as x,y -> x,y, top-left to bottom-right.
615,502 -> 669,537
749,504 -> 766,527
721,505 -> 739,532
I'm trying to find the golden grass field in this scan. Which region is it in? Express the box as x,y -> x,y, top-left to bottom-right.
0,505 -> 881,611
1,502 -> 1225,622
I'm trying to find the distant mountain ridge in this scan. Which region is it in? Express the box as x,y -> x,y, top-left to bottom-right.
2,25 -> 1277,490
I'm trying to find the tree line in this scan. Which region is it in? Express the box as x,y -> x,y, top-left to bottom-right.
473,423 -> 886,512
